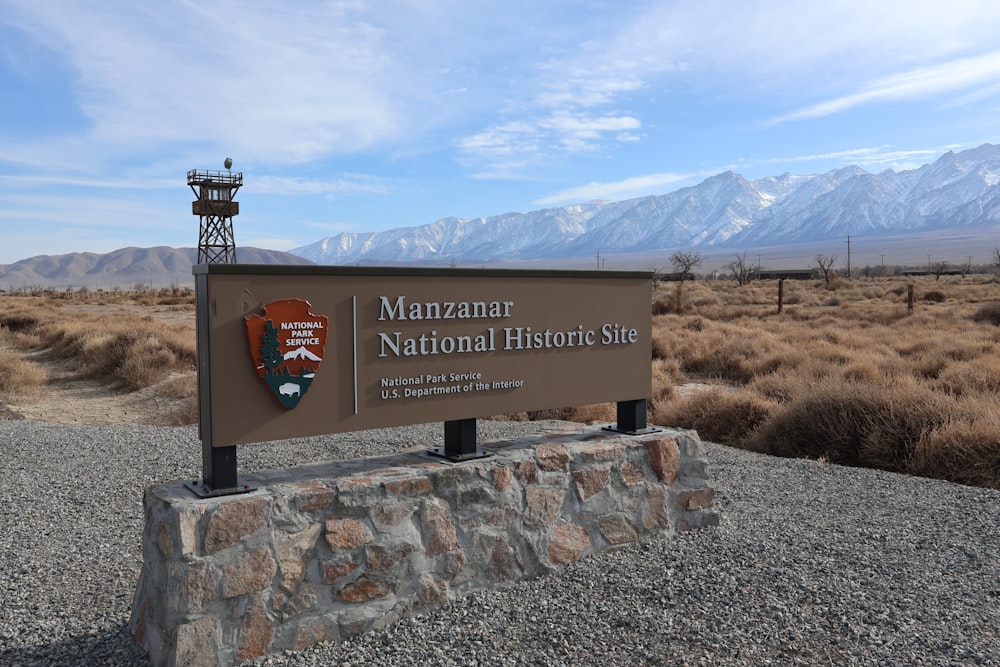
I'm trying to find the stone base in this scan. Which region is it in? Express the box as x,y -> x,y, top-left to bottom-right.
130,424 -> 717,667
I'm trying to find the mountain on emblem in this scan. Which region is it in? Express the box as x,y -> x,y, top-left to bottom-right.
245,298 -> 329,409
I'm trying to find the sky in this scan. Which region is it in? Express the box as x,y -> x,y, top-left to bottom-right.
2,1 -> 1000,265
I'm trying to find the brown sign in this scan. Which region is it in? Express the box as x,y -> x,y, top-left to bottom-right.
196,266 -> 652,447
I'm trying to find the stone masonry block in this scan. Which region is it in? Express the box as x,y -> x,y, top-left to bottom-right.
222,547 -> 277,599
547,520 -> 592,565
324,517 -> 374,551
204,496 -> 269,555
644,437 -> 681,483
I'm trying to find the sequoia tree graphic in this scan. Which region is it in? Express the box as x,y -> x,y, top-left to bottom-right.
259,320 -> 283,373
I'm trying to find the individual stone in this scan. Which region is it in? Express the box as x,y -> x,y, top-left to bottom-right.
514,460 -> 538,483
596,514 -> 640,544
155,521 -> 174,559
525,486 -> 565,525
384,475 -> 433,496
644,438 -> 681,483
416,573 -> 449,607
236,596 -> 273,663
422,498 -> 460,557
203,496 -> 269,555
642,484 -> 671,529
275,523 -> 321,590
338,577 -> 391,602
366,544 -> 414,573
172,615 -> 219,667
292,480 -> 336,511
177,506 -> 204,557
492,466 -> 512,492
222,547 -> 277,598
335,476 -> 383,507
321,556 -> 360,584
168,560 -> 220,612
547,520 -> 592,565
619,460 -> 646,487
280,582 -> 318,620
324,517 -> 374,551
678,487 -> 715,510
573,467 -> 610,501
371,502 -> 417,529
536,443 -> 571,471
580,442 -> 625,462
487,538 -> 513,581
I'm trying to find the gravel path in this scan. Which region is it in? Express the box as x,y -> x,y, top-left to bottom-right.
1,419 -> 998,666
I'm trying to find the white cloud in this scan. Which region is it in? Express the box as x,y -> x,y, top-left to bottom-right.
772,50 -> 1000,124
536,171 -> 698,206
252,175 -> 389,198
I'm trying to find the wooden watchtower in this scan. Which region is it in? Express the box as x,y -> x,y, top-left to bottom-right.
189,160 -> 242,264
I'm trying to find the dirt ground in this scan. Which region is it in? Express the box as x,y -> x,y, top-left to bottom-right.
1,303 -> 196,426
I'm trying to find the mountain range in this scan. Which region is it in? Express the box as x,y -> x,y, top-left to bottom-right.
291,144 -> 1000,266
0,246 -> 312,290
5,144 -> 999,288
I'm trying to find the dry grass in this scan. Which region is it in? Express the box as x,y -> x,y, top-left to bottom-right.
0,291 -> 197,424
650,275 -> 1000,489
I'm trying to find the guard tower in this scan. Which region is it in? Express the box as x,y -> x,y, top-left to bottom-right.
189,159 -> 242,264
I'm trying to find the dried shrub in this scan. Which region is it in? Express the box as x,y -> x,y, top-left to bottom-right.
972,302 -> 1000,326
909,412 -> 1000,489
782,291 -> 803,305
746,379 -> 952,471
0,348 -> 48,400
922,290 -> 946,302
653,388 -> 778,446
651,298 -> 674,316
934,358 -> 1000,396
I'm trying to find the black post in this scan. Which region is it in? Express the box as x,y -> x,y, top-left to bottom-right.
445,418 -> 477,457
616,398 -> 648,434
204,443 -> 239,490
428,418 -> 491,462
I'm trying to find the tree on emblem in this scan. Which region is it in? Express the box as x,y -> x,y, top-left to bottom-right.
259,320 -> 283,373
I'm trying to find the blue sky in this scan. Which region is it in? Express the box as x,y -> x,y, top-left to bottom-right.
2,1 -> 1000,265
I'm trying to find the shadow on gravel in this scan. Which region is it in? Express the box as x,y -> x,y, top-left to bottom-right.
0,623 -> 150,667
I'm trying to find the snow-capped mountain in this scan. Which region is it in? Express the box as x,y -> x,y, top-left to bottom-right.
284,347 -> 322,362
291,144 -> 1000,265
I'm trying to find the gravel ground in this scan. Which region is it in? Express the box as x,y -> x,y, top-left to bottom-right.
1,418 -> 998,666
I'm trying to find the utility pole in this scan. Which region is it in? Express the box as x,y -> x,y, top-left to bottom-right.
880,254 -> 885,278
595,250 -> 602,271
846,235 -> 852,279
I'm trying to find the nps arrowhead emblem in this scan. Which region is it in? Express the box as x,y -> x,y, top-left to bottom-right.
245,298 -> 329,409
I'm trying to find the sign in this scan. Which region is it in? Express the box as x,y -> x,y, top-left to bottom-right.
195,265 -> 652,447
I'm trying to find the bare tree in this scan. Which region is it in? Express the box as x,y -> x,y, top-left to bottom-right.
726,251 -> 754,286
993,247 -> 1000,273
669,251 -> 702,278
929,260 -> 950,281
814,254 -> 838,286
